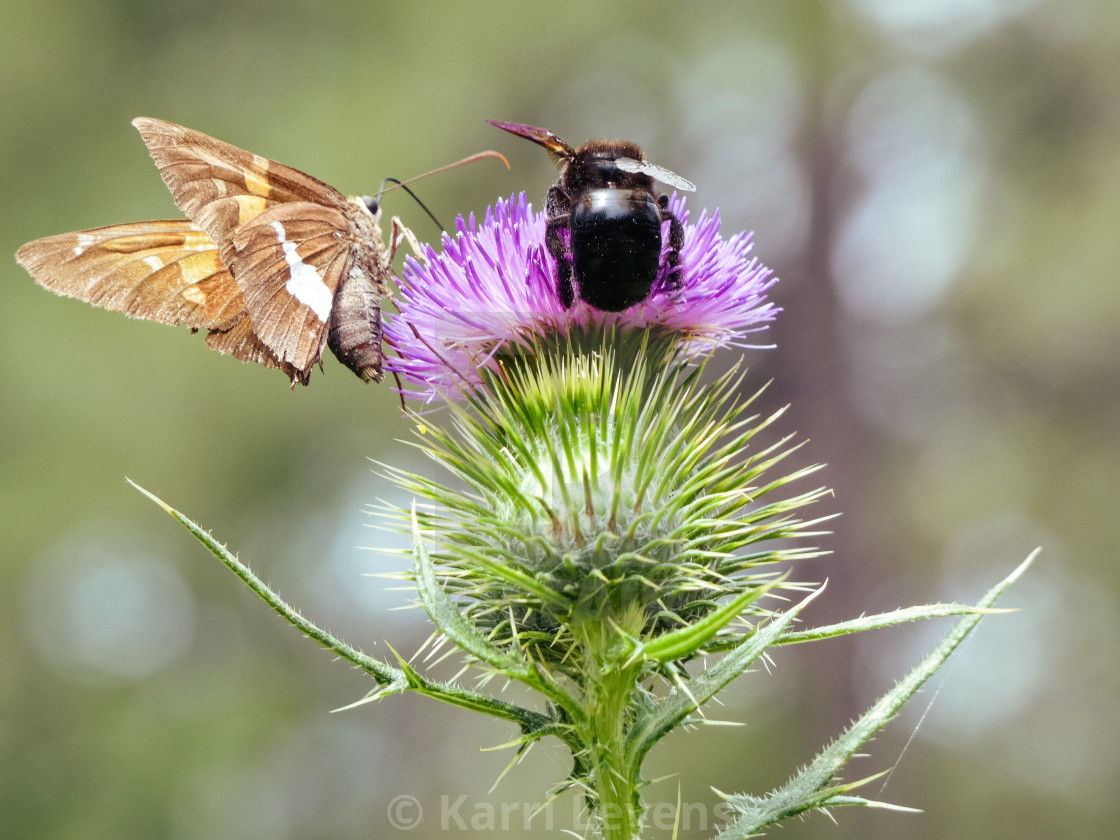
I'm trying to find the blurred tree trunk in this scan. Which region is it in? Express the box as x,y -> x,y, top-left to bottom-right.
766,4 -> 886,744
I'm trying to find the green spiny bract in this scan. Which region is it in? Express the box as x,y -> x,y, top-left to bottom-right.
383,327 -> 828,679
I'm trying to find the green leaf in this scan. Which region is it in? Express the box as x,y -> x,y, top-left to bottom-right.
773,603 -> 1011,647
626,576 -> 785,665
627,585 -> 823,767
129,479 -> 555,736
130,479 -> 403,688
410,503 -> 584,722
712,551 -> 1037,839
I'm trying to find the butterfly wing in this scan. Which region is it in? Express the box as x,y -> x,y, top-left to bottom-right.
131,118 -> 350,264
15,219 -> 298,377
18,118 -> 386,386
225,201 -> 357,377
17,219 -> 245,329
132,117 -> 378,381
203,313 -> 297,380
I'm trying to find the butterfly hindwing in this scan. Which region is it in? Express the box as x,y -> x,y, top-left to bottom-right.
203,313 -> 293,379
229,201 -> 355,376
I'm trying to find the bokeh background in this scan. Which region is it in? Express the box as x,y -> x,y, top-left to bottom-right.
3,1 -> 1117,837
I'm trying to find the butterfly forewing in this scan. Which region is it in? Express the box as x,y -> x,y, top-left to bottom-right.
132,118 -> 350,268
17,220 -> 243,329
16,219 -> 298,377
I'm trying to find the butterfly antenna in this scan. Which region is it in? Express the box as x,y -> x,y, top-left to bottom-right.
388,149 -> 510,191
373,149 -> 510,231
379,178 -> 445,232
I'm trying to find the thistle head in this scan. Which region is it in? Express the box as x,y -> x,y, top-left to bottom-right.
379,190 -> 825,677
386,334 -> 825,675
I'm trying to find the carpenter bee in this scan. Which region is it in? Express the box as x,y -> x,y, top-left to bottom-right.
488,120 -> 695,312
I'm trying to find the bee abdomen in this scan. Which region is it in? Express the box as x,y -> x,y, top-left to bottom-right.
570,189 -> 662,312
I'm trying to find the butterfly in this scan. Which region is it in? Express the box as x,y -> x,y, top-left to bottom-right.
16,118 -> 395,386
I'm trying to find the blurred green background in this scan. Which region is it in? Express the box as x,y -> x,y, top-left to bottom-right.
3,1 -> 1117,837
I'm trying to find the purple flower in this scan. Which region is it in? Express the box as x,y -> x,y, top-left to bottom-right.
385,193 -> 778,401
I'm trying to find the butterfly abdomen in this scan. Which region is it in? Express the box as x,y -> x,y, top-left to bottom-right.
328,267 -> 385,383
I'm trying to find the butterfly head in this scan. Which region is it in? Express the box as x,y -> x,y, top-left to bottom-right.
358,195 -> 382,219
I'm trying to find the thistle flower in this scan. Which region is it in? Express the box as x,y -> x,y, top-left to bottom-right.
384,192 -> 779,401
143,187 -> 1027,840
377,196 -> 827,837
382,191 -> 816,677
387,338 -> 829,678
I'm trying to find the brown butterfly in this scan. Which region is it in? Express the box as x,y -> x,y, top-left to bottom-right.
16,118 -> 393,386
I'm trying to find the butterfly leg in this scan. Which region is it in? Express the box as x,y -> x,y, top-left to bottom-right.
386,215 -> 424,268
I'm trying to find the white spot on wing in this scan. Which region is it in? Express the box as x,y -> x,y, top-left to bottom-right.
73,233 -> 95,256
182,286 -> 206,305
271,220 -> 332,322
143,255 -> 164,272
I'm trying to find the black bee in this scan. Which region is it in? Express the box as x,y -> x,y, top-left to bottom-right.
488,121 -> 695,312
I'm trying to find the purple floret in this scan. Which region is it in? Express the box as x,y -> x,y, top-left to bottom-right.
385,193 -> 779,401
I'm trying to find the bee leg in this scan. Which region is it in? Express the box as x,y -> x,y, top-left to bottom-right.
554,251 -> 575,308
546,185 -> 575,308
660,195 -> 685,290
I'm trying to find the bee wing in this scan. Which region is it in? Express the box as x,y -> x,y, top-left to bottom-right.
615,157 -> 696,192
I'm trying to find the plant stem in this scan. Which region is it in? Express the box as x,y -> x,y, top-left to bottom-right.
577,620 -> 645,840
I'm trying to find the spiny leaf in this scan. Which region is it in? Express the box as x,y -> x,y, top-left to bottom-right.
627,577 -> 785,665
711,552 -> 1036,839
411,504 -> 584,722
128,480 -> 555,735
627,586 -> 824,766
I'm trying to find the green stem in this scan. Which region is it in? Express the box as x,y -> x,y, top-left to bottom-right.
576,621 -> 645,840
